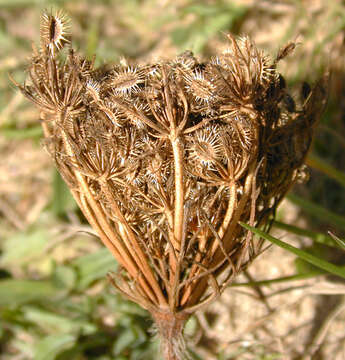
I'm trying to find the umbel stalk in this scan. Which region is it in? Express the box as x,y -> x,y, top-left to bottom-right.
16,10 -> 326,359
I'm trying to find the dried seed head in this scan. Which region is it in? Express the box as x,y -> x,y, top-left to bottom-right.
18,16 -> 326,341
85,79 -> 101,103
172,51 -> 198,71
40,9 -> 70,54
117,98 -> 149,129
219,35 -> 274,88
184,70 -> 217,104
145,153 -> 169,185
110,67 -> 144,96
124,162 -> 145,187
187,126 -> 224,169
221,114 -> 255,153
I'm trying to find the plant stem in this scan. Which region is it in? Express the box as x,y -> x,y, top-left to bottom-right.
152,309 -> 189,360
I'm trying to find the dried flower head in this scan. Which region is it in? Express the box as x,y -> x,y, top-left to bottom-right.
17,11 -> 326,360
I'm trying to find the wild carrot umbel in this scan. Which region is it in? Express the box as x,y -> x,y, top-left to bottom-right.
16,10 -> 326,360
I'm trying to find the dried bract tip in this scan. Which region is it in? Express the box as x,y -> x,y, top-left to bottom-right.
40,9 -> 71,54
275,41 -> 297,63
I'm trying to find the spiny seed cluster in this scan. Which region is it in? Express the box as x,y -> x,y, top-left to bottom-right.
18,10 -> 325,319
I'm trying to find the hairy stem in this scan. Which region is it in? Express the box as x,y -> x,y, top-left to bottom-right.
152,309 -> 189,360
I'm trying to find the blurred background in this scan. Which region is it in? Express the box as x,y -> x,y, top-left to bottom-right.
0,0 -> 344,359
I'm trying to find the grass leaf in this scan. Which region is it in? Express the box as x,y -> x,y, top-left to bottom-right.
23,305 -> 97,334
34,334 -> 76,360
288,193 -> 345,231
0,126 -> 43,139
328,232 -> 345,251
0,228 -> 49,266
240,222 -> 345,280
0,279 -> 62,306
273,220 -> 339,248
232,270 -> 325,287
307,153 -> 345,188
51,170 -> 77,216
73,248 -> 118,290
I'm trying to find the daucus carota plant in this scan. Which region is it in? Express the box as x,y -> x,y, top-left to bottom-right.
16,10 -> 326,360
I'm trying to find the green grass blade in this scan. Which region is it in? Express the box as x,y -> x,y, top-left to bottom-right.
1,126 -> 43,139
307,154 -> 345,188
273,220 -> 339,248
328,232 -> 345,251
51,170 -> 77,216
288,193 -> 345,231
232,270 -> 324,287
23,305 -> 97,334
240,223 -> 345,280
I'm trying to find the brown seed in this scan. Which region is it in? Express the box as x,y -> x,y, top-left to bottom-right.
184,70 -> 216,104
110,67 -> 144,96
40,10 -> 70,54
